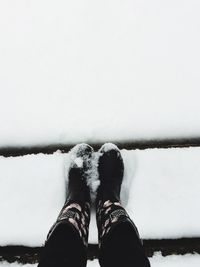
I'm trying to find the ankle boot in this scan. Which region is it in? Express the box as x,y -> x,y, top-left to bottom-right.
96,143 -> 139,246
48,144 -> 93,247
38,144 -> 93,267
96,143 -> 124,203
96,144 -> 150,267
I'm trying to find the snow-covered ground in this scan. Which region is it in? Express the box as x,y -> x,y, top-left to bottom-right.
0,146 -> 199,246
148,254 -> 200,267
1,254 -> 200,267
0,0 -> 200,147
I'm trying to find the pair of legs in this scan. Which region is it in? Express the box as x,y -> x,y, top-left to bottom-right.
38,143 -> 150,267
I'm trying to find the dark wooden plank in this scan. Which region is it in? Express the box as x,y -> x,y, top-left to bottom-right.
1,137 -> 200,157
143,238 -> 200,257
1,238 -> 200,263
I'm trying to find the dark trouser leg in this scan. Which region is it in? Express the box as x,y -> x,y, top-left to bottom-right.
38,144 -> 93,267
97,201 -> 151,267
38,201 -> 90,267
38,223 -> 87,267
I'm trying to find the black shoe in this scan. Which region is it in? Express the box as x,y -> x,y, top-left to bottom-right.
38,144 -> 93,267
66,143 -> 93,205
96,143 -> 124,203
49,143 -> 93,247
96,143 -> 128,248
95,144 -> 150,267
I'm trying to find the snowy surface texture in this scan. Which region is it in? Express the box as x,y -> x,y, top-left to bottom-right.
1,254 -> 200,267
0,1 -> 200,146
0,147 -> 199,246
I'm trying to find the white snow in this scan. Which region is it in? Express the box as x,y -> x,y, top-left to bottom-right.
149,253 -> 200,267
74,158 -> 83,168
1,254 -> 200,267
88,254 -> 200,267
0,152 -> 66,246
86,152 -> 100,202
98,143 -> 120,153
0,146 -> 199,246
0,0 -> 200,147
0,264 -> 35,267
128,147 -> 200,239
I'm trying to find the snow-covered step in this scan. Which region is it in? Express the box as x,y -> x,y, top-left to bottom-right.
0,146 -> 199,247
1,238 -> 200,263
1,253 -> 200,267
90,254 -> 200,267
149,253 -> 200,267
0,1 -> 200,148
1,138 -> 200,157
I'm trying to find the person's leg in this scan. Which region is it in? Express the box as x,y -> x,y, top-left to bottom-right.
38,144 -> 93,267
97,200 -> 150,267
96,143 -> 150,267
38,221 -> 87,267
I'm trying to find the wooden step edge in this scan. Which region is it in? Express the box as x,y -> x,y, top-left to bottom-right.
1,137 -> 200,157
0,238 -> 200,263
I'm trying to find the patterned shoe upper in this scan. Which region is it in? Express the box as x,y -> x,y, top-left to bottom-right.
46,200 -> 91,248
96,199 -> 141,248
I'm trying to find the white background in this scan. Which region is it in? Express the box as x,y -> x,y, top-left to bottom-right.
0,0 -> 200,146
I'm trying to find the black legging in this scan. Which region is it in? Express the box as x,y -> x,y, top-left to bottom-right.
38,220 -> 150,267
38,222 -> 87,267
99,221 -> 150,267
